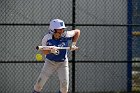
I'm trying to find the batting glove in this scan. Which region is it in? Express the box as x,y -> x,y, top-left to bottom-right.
50,48 -> 59,55
70,42 -> 78,51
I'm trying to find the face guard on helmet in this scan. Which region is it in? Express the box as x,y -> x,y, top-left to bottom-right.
49,19 -> 67,31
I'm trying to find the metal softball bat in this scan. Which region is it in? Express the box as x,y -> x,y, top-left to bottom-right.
36,46 -> 78,50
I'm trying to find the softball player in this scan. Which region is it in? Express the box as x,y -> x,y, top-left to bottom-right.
33,19 -> 80,93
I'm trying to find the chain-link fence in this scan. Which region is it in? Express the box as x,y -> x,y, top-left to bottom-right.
0,0 -> 140,93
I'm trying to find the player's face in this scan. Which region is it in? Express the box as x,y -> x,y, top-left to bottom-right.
55,29 -> 64,34
53,29 -> 64,39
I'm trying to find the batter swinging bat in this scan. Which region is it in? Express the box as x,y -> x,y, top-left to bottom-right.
36,46 -> 78,50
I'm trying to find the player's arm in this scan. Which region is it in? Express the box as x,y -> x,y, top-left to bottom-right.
41,50 -> 51,55
71,29 -> 80,45
41,34 -> 51,55
66,29 -> 80,44
42,49 -> 59,55
66,29 -> 80,51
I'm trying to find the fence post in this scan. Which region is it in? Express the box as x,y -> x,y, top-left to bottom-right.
72,0 -> 76,93
127,0 -> 132,92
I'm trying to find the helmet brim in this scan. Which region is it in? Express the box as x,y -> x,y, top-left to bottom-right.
55,27 -> 67,29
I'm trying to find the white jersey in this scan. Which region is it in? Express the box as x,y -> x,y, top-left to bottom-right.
42,30 -> 75,62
